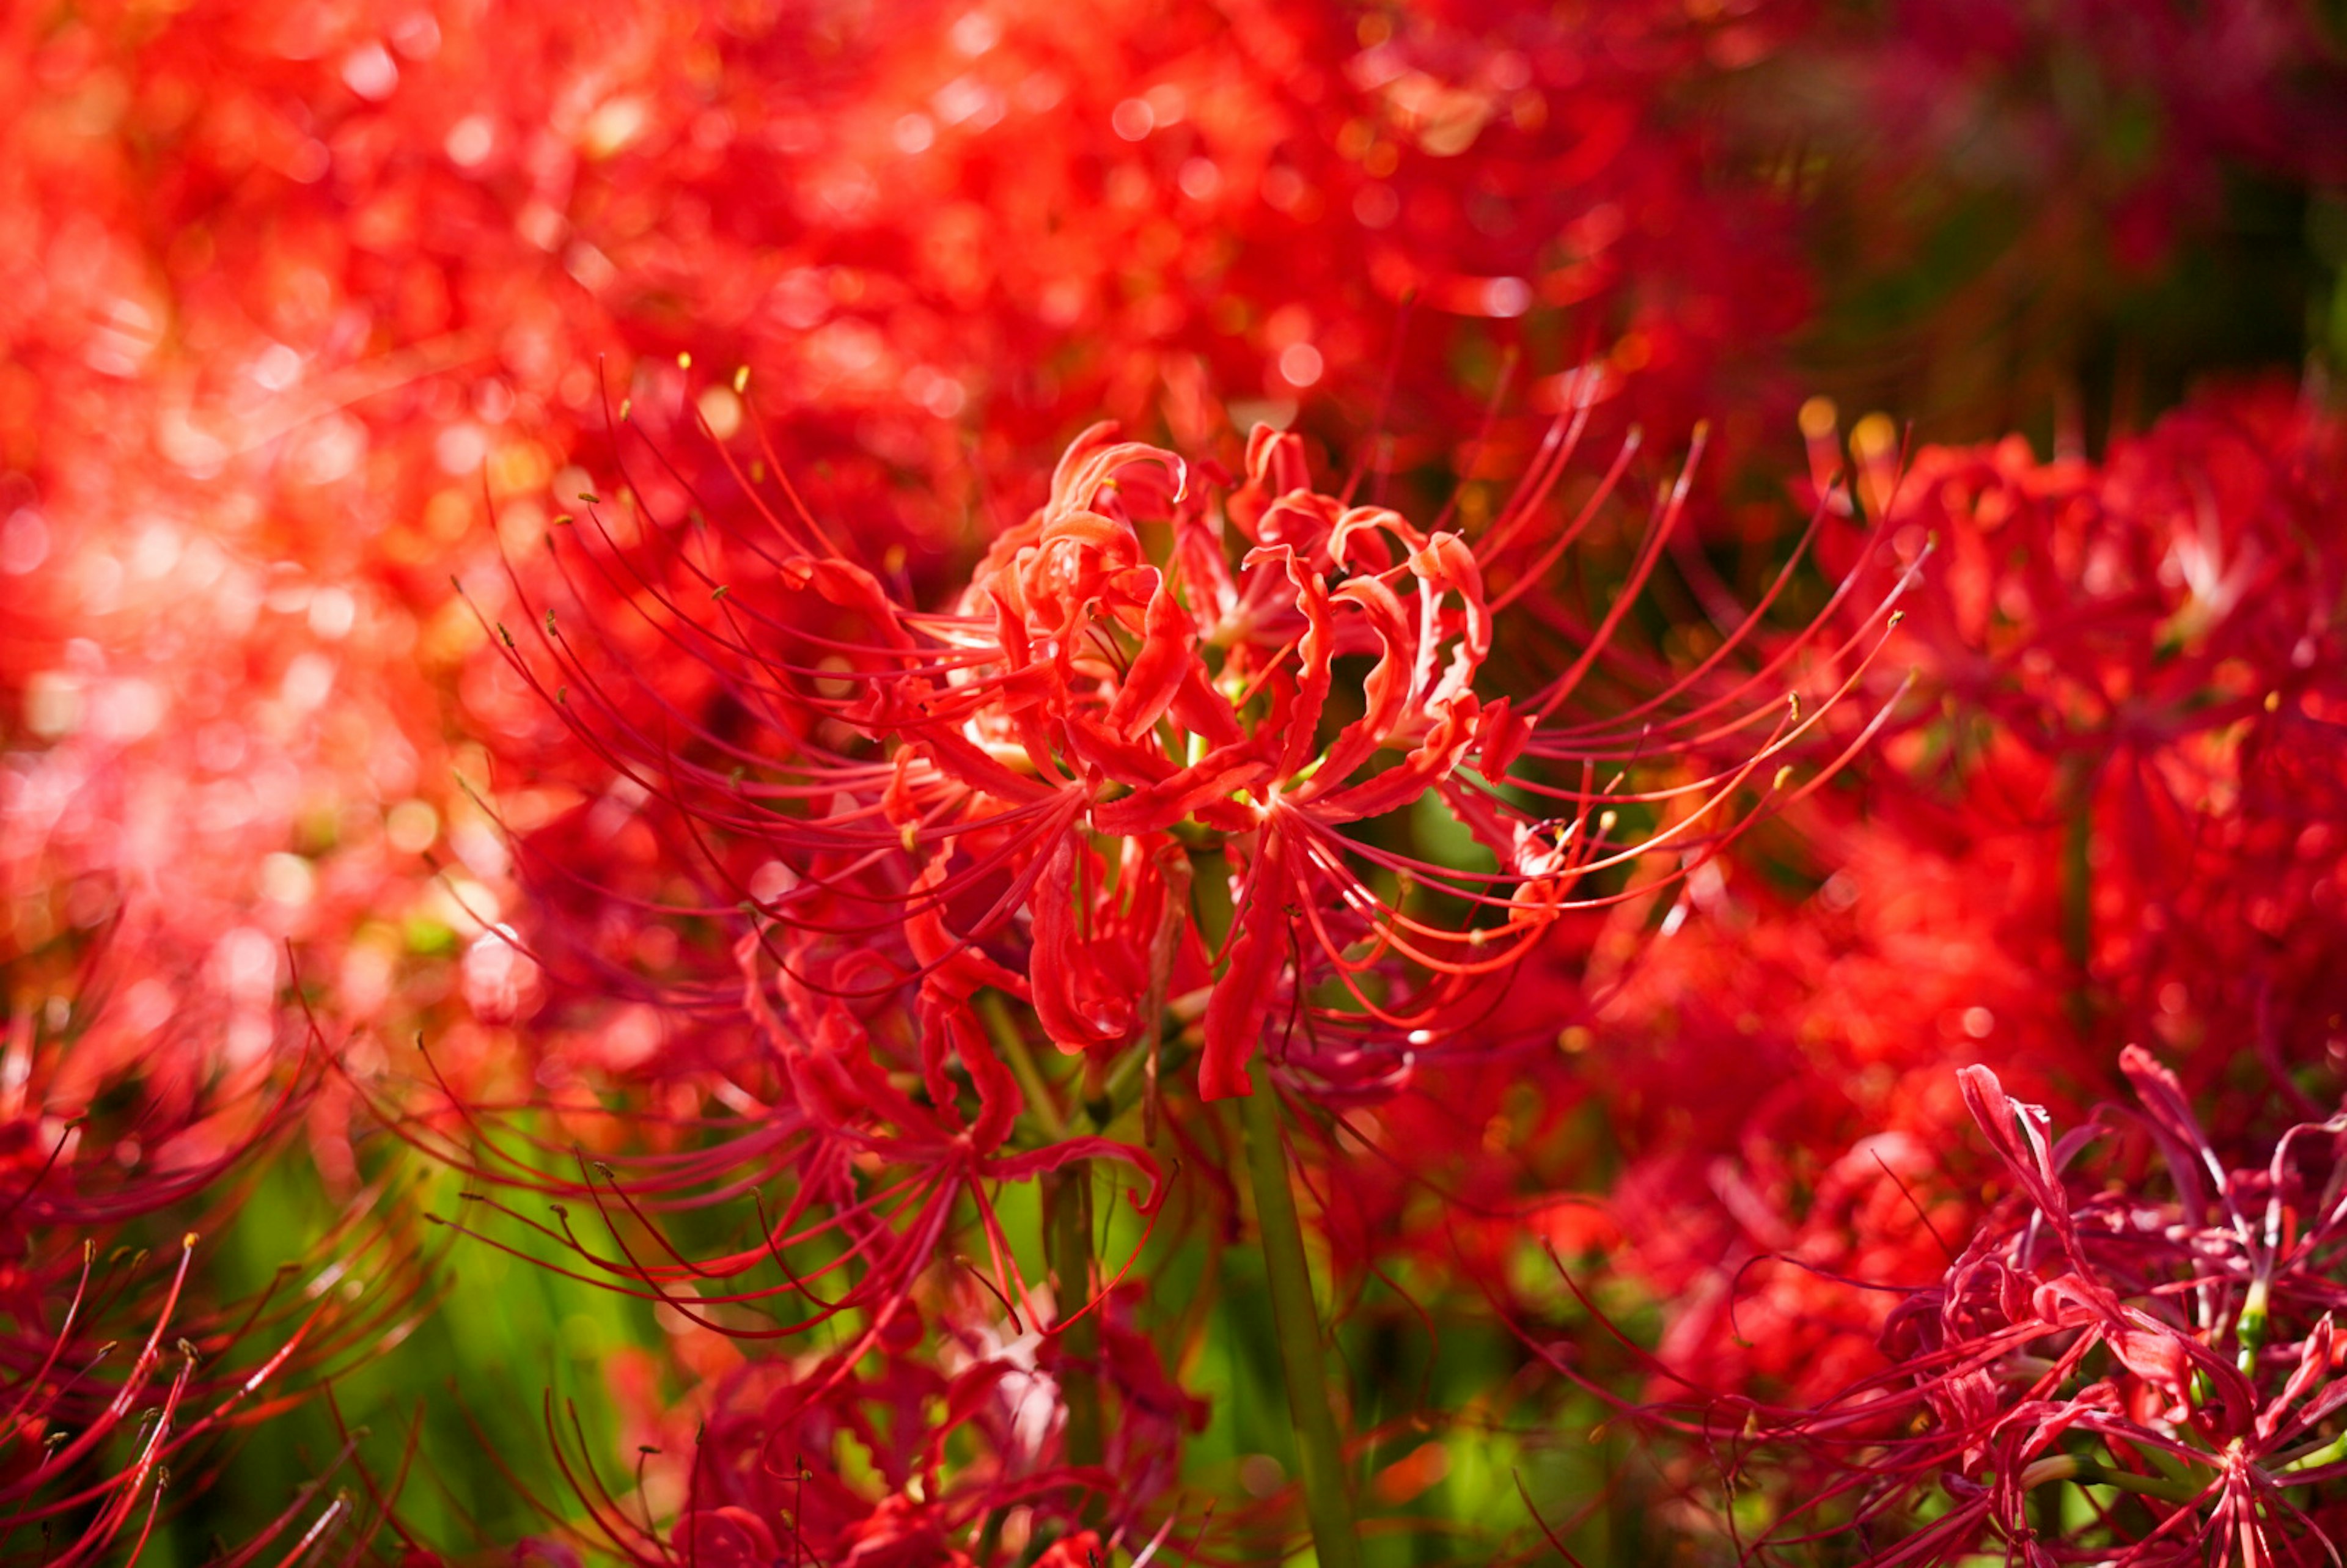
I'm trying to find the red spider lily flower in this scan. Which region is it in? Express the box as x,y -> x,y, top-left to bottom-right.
1820,381 -> 2347,1113
1570,809 -> 2077,1403
545,1280 -> 1190,1566
427,397 -> 1895,1567
1695,1047 -> 2347,1566
1560,384 -> 2345,1405
488,398 -> 1894,1116
0,974 -> 428,1565
0,0 -> 1849,1140
351,828 -> 1165,1494
405,921 -> 1164,1409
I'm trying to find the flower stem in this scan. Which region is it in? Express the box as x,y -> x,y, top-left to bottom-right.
1241,1070 -> 1364,1568
2282,1428 -> 2347,1476
975,988 -> 1067,1140
1048,1165 -> 1104,1520
2021,1453 -> 2201,1504
1188,843 -> 1364,1566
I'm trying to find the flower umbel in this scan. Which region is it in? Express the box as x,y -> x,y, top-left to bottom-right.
497,400 -> 1890,1116
1726,1047 -> 2347,1565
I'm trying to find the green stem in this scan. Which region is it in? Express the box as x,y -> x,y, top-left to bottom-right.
975,989 -> 1066,1140
2235,1274 -> 2271,1375
2019,1453 -> 2201,1504
1095,1038 -> 1193,1129
1189,842 -> 1363,1564
1096,1033 -> 1153,1116
1241,1071 -> 1364,1568
1189,845 -> 1236,953
2074,1464 -> 2198,1503
1048,1165 -> 1103,1522
2282,1428 -> 2347,1476
2066,1462 -> 2201,1504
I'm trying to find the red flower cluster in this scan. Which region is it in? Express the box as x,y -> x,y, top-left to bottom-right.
1723,1047 -> 2347,1565
0,965 -> 421,1563
496,395 -> 1881,1110
380,379 -> 1905,1561
6,0 -> 2345,1559
1576,382 -> 2347,1412
1860,384 -> 2347,1105
0,0 -> 1831,1138
554,1278 -> 1195,1567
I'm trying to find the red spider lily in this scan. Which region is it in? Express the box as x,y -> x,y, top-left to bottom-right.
0,5 -> 2339,1568
409,391 -> 1902,1568
381,1000 -> 1176,1563
538,1278 -> 1193,1566
1823,381 -> 2347,1113
1555,383 -> 2345,1409
386,937 -> 1175,1552
487,394 -> 1902,1123
0,0 -> 1838,1143
0,0 -> 1845,1133
0,976 -> 430,1565
1565,808 -> 2073,1403
403,915 -> 1164,1364
1689,1047 -> 2347,1566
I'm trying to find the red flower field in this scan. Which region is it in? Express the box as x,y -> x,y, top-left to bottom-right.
4,2 -> 2345,1563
